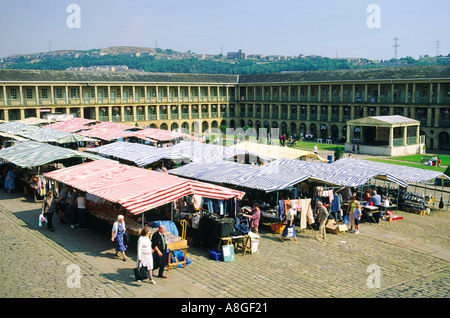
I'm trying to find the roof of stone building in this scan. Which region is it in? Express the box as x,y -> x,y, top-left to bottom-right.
0,69 -> 239,84
237,65 -> 450,84
0,65 -> 449,85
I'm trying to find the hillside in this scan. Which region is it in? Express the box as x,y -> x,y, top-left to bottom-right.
1,46 -> 449,75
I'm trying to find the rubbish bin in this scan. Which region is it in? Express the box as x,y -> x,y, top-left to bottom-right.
327,155 -> 333,163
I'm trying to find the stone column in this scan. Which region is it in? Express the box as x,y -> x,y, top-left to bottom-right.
389,127 -> 394,147
416,125 -> 420,144
403,126 -> 407,146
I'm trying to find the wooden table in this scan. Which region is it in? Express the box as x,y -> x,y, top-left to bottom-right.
232,234 -> 252,256
149,228 -> 189,271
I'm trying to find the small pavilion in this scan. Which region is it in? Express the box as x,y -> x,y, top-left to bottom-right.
345,115 -> 425,156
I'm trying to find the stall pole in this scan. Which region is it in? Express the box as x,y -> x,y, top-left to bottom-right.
433,182 -> 437,209
171,202 -> 174,222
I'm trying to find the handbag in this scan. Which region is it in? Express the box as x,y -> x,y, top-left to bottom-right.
133,264 -> 148,281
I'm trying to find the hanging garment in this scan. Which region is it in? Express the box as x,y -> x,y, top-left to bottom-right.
330,194 -> 341,213
328,189 -> 334,203
304,199 -> 314,226
278,200 -> 285,222
291,199 -> 299,214
300,198 -> 313,229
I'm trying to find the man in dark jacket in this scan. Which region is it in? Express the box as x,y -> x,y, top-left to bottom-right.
151,225 -> 167,279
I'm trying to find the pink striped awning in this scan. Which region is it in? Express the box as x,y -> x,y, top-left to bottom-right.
77,122 -> 139,141
44,160 -> 244,215
45,118 -> 100,133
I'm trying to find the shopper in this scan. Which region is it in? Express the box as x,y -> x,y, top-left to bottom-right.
152,225 -> 168,279
137,226 -> 155,284
76,191 -> 88,230
56,187 -> 68,224
317,201 -> 329,240
280,203 -> 297,242
353,202 -> 362,234
241,202 -> 261,234
42,191 -> 56,231
4,168 -> 16,193
369,190 -> 382,210
346,196 -> 357,231
111,215 -> 127,261
68,188 -> 78,228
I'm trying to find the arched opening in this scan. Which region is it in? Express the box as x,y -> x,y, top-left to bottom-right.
331,125 -> 339,141
438,131 -> 450,150
202,121 -> 209,133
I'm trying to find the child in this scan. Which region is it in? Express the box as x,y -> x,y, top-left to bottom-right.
353,202 -> 362,234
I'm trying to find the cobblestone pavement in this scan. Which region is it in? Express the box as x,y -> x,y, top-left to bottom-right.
0,189 -> 449,300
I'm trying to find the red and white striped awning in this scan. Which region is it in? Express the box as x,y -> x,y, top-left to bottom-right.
44,160 -> 244,215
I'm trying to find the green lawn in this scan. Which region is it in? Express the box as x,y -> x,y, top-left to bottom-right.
389,154 -> 450,167
292,141 -> 344,152
365,158 -> 447,172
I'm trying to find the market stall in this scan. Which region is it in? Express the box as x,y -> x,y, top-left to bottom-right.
0,141 -> 106,201
231,141 -> 328,162
43,159 -> 246,264
84,141 -> 191,168
45,117 -> 100,133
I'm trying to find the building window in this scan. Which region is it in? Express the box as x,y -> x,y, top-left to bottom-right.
117,89 -> 121,98
104,89 -> 109,98
10,88 -> 17,100
42,89 -> 48,99
421,86 -> 428,97
26,89 -> 33,100
56,88 -> 62,99
71,89 -> 77,99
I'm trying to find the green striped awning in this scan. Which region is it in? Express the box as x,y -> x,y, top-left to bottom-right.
0,141 -> 105,168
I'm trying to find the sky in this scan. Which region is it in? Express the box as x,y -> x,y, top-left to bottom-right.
0,0 -> 449,60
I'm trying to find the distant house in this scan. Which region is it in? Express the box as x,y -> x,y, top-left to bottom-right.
227,49 -> 246,60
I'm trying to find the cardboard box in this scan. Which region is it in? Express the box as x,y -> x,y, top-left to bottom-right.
271,222 -> 285,234
325,222 -> 348,234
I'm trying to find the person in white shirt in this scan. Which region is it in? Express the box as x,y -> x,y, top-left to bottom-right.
111,215 -> 127,261
280,203 -> 297,242
313,144 -> 318,154
137,227 -> 155,284
75,192 -> 88,230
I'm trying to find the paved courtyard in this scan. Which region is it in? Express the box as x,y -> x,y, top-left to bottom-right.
0,184 -> 449,302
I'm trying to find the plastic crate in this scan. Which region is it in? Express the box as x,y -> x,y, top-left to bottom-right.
209,249 -> 223,261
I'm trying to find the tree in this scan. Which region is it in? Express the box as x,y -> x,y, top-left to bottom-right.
444,166 -> 450,186
334,146 -> 343,161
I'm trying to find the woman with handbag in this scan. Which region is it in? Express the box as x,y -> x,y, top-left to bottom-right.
111,215 -> 127,261
280,203 -> 297,242
136,227 -> 155,284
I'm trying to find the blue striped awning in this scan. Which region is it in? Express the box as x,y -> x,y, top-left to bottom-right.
85,141 -> 189,167
330,157 -> 450,184
169,160 -> 311,192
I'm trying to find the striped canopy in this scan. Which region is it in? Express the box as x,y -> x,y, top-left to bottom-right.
77,122 -> 138,141
0,141 -> 104,168
16,127 -> 96,144
169,156 -> 439,191
45,118 -> 99,133
330,157 -> 450,184
85,141 -> 189,167
169,141 -> 269,163
231,141 -> 328,162
169,160 -> 310,192
44,159 -> 245,215
264,158 -> 410,188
